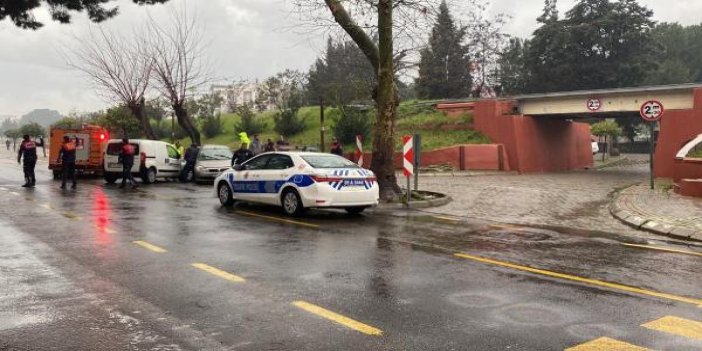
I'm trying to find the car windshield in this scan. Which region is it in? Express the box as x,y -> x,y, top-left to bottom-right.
300,154 -> 359,169
198,147 -> 232,161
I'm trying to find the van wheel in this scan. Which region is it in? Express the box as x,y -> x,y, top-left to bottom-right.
218,182 -> 234,206
142,167 -> 157,184
104,173 -> 118,184
281,189 -> 305,217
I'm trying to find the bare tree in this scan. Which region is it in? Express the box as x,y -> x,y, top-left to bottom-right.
292,0 -> 447,200
147,6 -> 210,145
66,26 -> 157,139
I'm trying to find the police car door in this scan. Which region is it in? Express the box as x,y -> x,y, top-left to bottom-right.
255,154 -> 295,205
232,154 -> 271,203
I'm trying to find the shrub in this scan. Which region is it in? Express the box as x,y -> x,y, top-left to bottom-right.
273,108 -> 306,137
20,122 -> 46,137
234,104 -> 267,135
201,114 -> 223,139
591,120 -> 622,137
332,106 -> 372,145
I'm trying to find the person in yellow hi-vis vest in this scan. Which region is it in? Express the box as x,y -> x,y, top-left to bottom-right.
174,140 -> 185,158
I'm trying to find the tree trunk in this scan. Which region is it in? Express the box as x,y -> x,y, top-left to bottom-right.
370,0 -> 401,201
128,101 -> 157,140
173,103 -> 201,145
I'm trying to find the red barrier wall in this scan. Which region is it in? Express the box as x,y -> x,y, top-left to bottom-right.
654,88 -> 702,180
470,100 -> 594,173
349,144 -> 509,171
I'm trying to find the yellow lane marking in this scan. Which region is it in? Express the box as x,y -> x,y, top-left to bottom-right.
62,212 -> 80,220
94,225 -> 117,234
642,316 -> 702,341
236,210 -> 320,229
454,252 -> 702,306
623,243 -> 702,258
565,337 -> 650,351
132,240 -> 167,253
292,300 -> 383,336
191,263 -> 245,283
433,215 -> 460,222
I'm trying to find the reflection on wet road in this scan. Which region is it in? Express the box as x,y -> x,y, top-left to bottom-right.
0,158 -> 701,350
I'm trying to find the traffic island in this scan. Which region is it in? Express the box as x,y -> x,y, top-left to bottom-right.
377,190 -> 452,210
610,183 -> 702,241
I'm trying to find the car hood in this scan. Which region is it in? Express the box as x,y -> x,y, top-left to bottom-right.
197,159 -> 231,168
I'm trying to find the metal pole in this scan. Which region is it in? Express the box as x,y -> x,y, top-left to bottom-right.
406,176 -> 411,207
320,98 -> 325,152
649,122 -> 655,190
171,114 -> 175,144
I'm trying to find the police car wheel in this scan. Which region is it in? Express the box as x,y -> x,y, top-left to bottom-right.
282,189 -> 305,217
218,182 -> 234,206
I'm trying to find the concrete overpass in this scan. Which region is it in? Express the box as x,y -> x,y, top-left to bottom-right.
513,83 -> 702,117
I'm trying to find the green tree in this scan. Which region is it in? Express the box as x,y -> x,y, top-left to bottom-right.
19,122 -> 46,137
332,106 -> 372,145
497,38 -> 530,95
1,0 -> 168,30
234,104 -> 267,135
93,106 -> 143,138
0,117 -> 19,134
415,1 -> 471,99
645,23 -> 702,84
591,120 -> 622,138
308,38 -> 376,106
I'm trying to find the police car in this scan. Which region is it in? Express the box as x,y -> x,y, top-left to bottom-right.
214,152 -> 379,216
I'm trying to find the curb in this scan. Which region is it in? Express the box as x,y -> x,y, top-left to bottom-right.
594,156 -> 629,170
377,191 -> 452,210
609,186 -> 702,242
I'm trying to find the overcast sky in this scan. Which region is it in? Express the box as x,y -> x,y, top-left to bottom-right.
0,0 -> 700,117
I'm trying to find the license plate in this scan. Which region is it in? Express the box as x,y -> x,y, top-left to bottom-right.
342,179 -> 366,187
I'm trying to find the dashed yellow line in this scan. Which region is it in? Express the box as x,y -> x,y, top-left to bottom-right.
132,240 -> 167,253
236,210 -> 320,229
622,243 -> 702,258
454,252 -> 702,307
292,300 -> 383,336
62,212 -> 80,220
191,263 -> 245,283
642,316 -> 702,341
433,215 -> 460,222
565,337 -> 649,351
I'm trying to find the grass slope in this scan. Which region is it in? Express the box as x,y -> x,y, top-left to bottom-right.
184,101 -> 489,152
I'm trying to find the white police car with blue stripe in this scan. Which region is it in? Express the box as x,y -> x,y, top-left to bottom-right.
215,152 -> 379,216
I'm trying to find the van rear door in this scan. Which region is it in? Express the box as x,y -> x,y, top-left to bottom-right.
105,142 -> 140,173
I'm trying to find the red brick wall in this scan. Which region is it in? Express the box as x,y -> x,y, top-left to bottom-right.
655,88 -> 702,180
348,144 -> 509,171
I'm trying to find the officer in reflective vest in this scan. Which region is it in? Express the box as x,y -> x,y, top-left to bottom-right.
57,135 -> 77,189
17,135 -> 40,187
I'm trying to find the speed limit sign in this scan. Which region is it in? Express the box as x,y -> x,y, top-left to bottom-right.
586,98 -> 601,112
640,100 -> 664,122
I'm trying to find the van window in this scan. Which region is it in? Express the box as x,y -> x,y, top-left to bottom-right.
167,145 -> 180,158
106,143 -> 139,155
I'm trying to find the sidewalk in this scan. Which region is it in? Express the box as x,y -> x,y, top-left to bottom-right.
610,183 -> 702,241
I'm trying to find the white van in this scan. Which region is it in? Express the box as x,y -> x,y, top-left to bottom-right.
103,139 -> 182,184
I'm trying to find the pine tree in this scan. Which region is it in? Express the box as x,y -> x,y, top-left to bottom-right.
415,1 -> 471,99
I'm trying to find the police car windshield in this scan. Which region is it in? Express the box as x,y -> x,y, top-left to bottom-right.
199,147 -> 232,161
301,155 -> 359,169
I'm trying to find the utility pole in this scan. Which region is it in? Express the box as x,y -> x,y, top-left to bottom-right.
319,97 -> 325,152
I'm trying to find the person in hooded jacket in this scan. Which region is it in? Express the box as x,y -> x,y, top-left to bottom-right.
330,137 -> 344,156
57,135 -> 77,189
17,135 -> 39,187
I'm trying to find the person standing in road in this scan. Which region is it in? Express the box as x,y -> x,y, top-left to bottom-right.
57,136 -> 77,189
119,138 -> 138,189
231,142 -> 254,166
264,138 -> 275,152
330,137 -> 343,156
5,139 -> 10,151
250,134 -> 262,155
175,140 -> 185,158
180,143 -> 200,182
17,135 -> 38,187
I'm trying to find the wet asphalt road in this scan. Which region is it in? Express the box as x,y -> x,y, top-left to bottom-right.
0,154 -> 701,350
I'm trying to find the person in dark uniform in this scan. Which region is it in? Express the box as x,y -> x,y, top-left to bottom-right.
57,135 -> 77,189
180,143 -> 200,182
231,142 -> 254,166
330,137 -> 343,156
119,138 -> 138,189
17,135 -> 38,187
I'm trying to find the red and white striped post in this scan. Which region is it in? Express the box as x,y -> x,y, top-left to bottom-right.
355,135 -> 364,167
403,135 -> 414,205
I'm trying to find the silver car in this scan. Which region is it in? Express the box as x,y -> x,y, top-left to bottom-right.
192,145 -> 233,182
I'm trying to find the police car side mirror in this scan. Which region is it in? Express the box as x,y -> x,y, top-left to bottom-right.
233,164 -> 245,171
